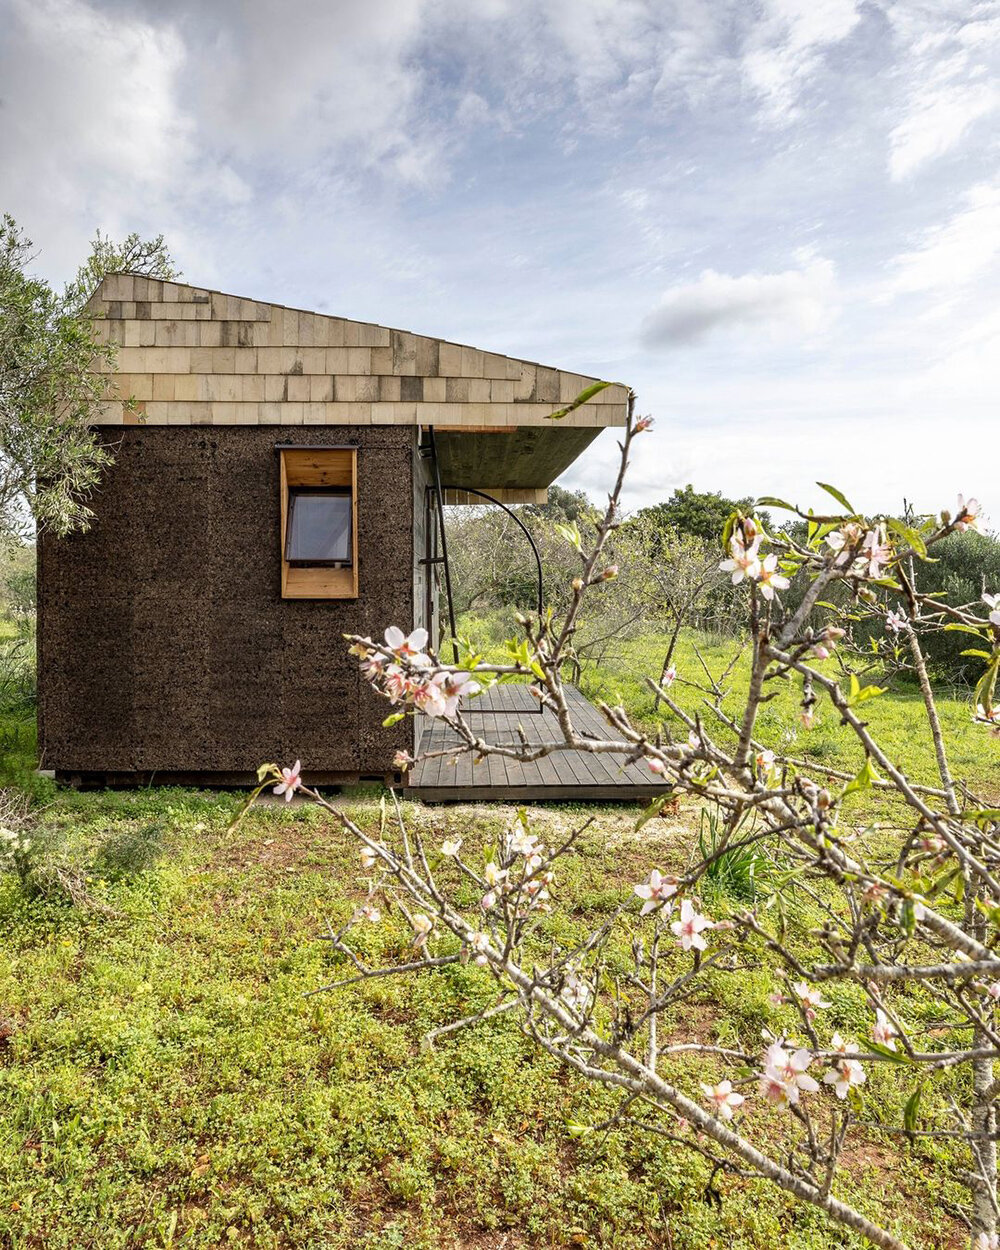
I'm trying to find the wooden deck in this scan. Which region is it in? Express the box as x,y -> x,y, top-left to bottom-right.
406,683 -> 670,803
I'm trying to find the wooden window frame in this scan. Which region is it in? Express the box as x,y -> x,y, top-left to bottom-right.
279,446 -> 358,599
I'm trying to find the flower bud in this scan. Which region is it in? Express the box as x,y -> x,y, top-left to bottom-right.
572,577 -> 584,591
601,565 -> 619,581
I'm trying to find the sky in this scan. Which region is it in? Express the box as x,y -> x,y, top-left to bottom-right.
2,0 -> 999,523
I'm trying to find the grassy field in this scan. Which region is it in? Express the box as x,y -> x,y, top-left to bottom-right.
0,617 -> 990,1247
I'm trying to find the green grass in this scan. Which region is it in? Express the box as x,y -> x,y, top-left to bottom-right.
0,793 -> 964,1248
573,627 -> 1000,813
0,615 -> 987,1246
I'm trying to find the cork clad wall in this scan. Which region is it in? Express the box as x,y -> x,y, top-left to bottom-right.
38,425 -> 415,782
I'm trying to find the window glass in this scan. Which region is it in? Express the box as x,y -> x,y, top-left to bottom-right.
285,489 -> 352,564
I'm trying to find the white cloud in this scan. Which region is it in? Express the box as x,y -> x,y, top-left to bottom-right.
888,181 -> 1000,295
886,3 -> 1000,180
740,0 -> 863,123
640,258 -> 837,349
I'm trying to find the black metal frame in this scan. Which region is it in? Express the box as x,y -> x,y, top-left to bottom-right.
419,428 -> 547,712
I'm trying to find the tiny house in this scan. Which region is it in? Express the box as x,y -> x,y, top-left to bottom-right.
38,275 -> 657,797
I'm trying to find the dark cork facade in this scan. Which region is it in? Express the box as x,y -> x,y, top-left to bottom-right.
38,425 -> 415,784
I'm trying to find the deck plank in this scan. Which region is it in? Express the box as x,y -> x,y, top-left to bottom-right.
407,682 -> 669,803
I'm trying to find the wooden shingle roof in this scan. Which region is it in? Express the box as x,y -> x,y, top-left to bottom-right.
89,275 -> 628,494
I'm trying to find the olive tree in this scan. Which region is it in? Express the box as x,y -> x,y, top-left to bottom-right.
0,215 -> 177,545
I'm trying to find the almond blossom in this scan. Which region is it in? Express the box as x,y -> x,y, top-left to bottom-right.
561,972 -> 591,1015
392,750 -> 414,771
955,494 -> 981,532
700,1080 -> 745,1121
359,902 -> 381,923
671,898 -> 713,951
483,860 -> 508,889
757,553 -> 790,601
360,844 -> 381,871
885,609 -> 908,634
467,931 -> 490,965
823,1033 -> 866,1099
634,868 -> 679,915
872,1008 -> 898,1050
975,1234 -> 999,1250
983,592 -> 1000,629
859,526 -> 893,579
412,913 -> 434,948
755,748 -> 776,776
792,981 -> 831,1022
384,625 -> 430,660
273,760 -> 302,801
719,534 -> 761,585
440,838 -> 462,857
759,1042 -> 820,1108
662,665 -> 677,687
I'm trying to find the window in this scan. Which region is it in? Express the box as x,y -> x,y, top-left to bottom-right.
285,490 -> 352,565
279,447 -> 358,598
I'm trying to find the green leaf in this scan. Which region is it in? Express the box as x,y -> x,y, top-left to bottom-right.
966,808 -> 1000,828
867,1041 -> 912,1065
886,518 -> 928,559
961,649 -> 994,660
721,510 -> 739,553
842,756 -> 881,797
382,711 -> 406,728
756,496 -> 796,511
555,520 -> 582,552
546,380 -> 610,420
943,623 -> 987,637
903,1084 -> 922,1131
256,762 -> 277,783
816,482 -> 857,514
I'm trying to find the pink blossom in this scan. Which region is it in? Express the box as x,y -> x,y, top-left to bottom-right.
755,748 -> 776,775
359,902 -> 381,924
823,1033 -> 866,1099
811,644 -> 831,660
360,844 -> 381,871
384,626 -> 430,659
757,553 -> 790,601
975,1234 -> 999,1250
759,1043 -> 820,1108
986,982 -> 1000,1001
601,565 -> 619,581
412,913 -> 434,947
700,1079 -> 745,1121
955,494 -> 982,532
562,973 -> 591,1014
885,609 -> 908,634
800,707 -> 816,729
273,760 -> 302,801
483,861 -> 508,889
719,535 -> 762,585
792,981 -> 831,1021
648,756 -> 668,775
671,898 -> 713,952
634,415 -> 654,433
634,868 -> 679,915
468,931 -> 490,965
872,1008 -> 897,1050
662,665 -> 677,687
860,526 -> 893,578
392,750 -> 414,771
